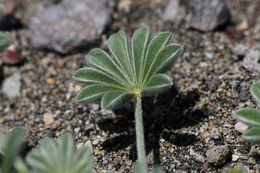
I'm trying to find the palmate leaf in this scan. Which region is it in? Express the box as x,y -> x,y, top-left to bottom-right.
74,27 -> 182,110
250,82 -> 260,103
26,134 -> 93,173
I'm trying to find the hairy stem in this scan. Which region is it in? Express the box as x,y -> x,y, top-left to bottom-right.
135,97 -> 147,170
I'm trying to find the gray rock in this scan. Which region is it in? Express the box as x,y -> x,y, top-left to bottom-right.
2,72 -> 21,98
187,0 -> 231,31
242,49 -> 260,73
206,145 -> 230,166
28,0 -> 111,54
232,44 -> 250,57
162,0 -> 185,24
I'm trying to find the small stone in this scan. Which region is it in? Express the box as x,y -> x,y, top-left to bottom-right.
238,20 -> 249,31
2,44 -> 22,65
43,112 -> 54,128
232,154 -> 239,161
162,0 -> 185,24
208,77 -> 221,91
234,122 -> 248,133
194,155 -> 205,163
117,0 -> 132,12
199,62 -> 208,67
249,146 -> 260,157
187,0 -> 231,31
126,160 -> 132,166
92,139 -> 99,145
206,145 -> 231,166
47,78 -> 55,85
242,49 -> 260,73
239,88 -> 250,102
210,127 -> 220,139
205,52 -> 214,59
232,44 -> 249,57
2,72 -> 21,98
29,0 -> 111,54
74,127 -> 80,133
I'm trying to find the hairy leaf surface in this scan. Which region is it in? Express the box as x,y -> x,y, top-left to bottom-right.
74,27 -> 182,110
235,108 -> 260,127
251,82 -> 260,104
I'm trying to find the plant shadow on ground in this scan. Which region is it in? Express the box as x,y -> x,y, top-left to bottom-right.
98,85 -> 209,164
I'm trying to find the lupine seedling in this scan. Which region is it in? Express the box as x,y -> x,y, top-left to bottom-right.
73,27 -> 183,171
25,134 -> 93,173
235,82 -> 260,143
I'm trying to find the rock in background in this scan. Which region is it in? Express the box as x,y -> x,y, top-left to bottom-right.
28,0 -> 111,54
162,0 -> 185,25
187,0 -> 231,31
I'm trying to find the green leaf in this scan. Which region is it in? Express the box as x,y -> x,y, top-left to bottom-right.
250,82 -> 260,104
144,43 -> 182,85
101,92 -> 135,110
27,134 -> 93,173
235,108 -> 260,126
142,74 -> 172,96
73,67 -> 125,89
157,44 -> 183,73
133,162 -> 147,173
132,27 -> 150,85
76,85 -> 123,103
243,127 -> 260,144
142,32 -> 172,84
1,128 -> 27,173
108,31 -> 135,83
85,48 -> 130,86
0,32 -> 11,52
152,165 -> 163,173
58,135 -> 74,166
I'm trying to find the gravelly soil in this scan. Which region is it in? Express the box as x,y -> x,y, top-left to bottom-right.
0,0 -> 260,172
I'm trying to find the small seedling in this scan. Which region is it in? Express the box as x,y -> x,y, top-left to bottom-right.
235,82 -> 260,143
73,27 -> 182,171
25,134 -> 93,173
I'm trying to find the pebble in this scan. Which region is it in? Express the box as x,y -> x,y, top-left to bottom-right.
194,155 -> 205,163
47,78 -> 55,85
2,72 -> 21,98
43,112 -> 54,128
249,146 -> 260,157
232,154 -> 239,161
234,122 -> 248,133
208,77 -> 221,91
187,0 -> 231,31
242,49 -> 260,73
28,0 -> 111,54
162,0 -> 185,24
2,45 -> 22,65
117,0 -> 132,12
92,139 -> 99,145
206,145 -> 231,166
74,127 -> 80,133
232,44 -> 249,56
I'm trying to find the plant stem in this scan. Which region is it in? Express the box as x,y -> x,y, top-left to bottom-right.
135,97 -> 147,169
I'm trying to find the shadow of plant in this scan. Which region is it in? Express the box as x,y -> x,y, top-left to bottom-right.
98,85 -> 209,163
